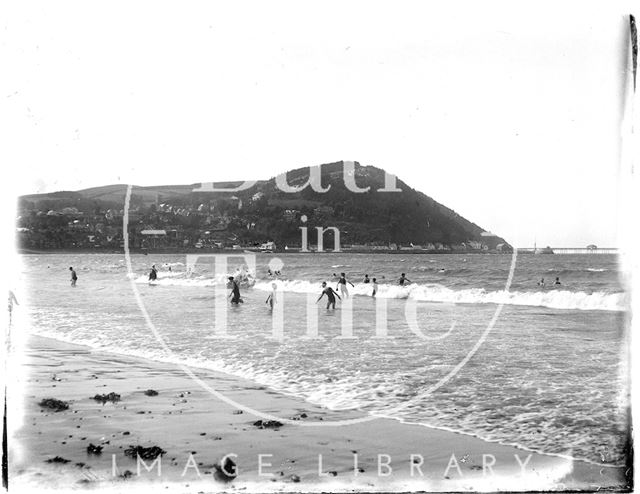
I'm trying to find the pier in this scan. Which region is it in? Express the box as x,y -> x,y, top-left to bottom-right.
517,247 -> 618,255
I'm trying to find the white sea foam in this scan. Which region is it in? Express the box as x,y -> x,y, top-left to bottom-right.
132,270 -> 255,287
131,273 -> 626,311
161,261 -> 185,268
250,280 -> 627,311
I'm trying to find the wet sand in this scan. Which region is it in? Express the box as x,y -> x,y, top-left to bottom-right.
8,335 -> 630,492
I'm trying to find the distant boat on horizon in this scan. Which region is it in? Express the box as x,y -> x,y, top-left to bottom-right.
534,244 -> 555,255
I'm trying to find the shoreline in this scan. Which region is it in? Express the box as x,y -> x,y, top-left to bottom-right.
16,248 -> 619,258
20,333 -> 629,462
8,334 -> 630,491
17,248 -> 512,256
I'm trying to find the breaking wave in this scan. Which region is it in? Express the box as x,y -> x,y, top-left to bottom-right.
253,280 -> 627,312
131,272 -> 626,311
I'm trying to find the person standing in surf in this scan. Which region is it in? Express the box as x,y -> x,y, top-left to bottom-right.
69,267 -> 78,287
398,273 -> 411,286
228,276 -> 243,304
336,272 -> 354,298
148,265 -> 158,282
265,282 -> 277,310
371,277 -> 378,297
317,281 -> 341,309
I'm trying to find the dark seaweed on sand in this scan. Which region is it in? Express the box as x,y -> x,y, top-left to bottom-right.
124,445 -> 166,460
46,456 -> 71,464
39,398 -> 69,411
253,419 -> 283,429
143,389 -> 159,396
92,392 -> 121,404
87,443 -> 103,455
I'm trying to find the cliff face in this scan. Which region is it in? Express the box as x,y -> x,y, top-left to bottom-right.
17,161 -> 510,250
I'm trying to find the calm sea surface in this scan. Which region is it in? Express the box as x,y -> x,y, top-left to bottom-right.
20,252 -> 629,465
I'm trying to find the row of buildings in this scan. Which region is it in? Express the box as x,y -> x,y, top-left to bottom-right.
16,203 -> 248,250
16,201 -> 510,253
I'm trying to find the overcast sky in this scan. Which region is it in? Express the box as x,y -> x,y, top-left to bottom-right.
2,1 -> 634,247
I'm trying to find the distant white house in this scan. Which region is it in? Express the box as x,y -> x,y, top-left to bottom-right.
260,241 -> 276,252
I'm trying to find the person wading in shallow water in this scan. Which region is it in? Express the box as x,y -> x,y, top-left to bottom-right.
228,276 -> 243,304
69,267 -> 78,287
148,265 -> 158,282
317,281 -> 341,309
398,273 -> 411,286
336,272 -> 354,298
265,283 -> 277,310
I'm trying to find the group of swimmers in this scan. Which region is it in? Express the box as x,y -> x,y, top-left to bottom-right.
537,277 -> 561,287
226,271 -> 417,311
149,264 -> 175,281
73,261 -> 568,313
141,262 -> 440,311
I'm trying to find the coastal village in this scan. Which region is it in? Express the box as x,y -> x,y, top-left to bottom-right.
15,196 -> 511,253
16,163 -> 513,253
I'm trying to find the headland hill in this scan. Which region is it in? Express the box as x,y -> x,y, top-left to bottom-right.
16,161 -> 512,254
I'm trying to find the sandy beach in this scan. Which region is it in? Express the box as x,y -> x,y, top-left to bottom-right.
6,334 -> 630,492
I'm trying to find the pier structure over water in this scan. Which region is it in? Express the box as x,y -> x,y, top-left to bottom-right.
517,247 -> 618,255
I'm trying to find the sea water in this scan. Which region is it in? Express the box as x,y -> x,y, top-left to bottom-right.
20,252 -> 629,465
